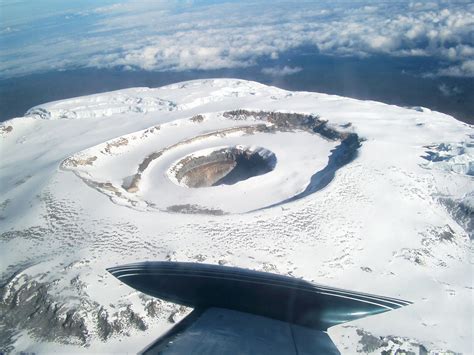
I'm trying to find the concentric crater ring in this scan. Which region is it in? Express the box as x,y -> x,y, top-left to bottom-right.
61,110 -> 360,214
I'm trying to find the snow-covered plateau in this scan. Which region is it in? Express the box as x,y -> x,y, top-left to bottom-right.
0,79 -> 472,354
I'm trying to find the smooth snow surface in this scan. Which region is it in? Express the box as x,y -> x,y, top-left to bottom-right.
0,79 -> 472,354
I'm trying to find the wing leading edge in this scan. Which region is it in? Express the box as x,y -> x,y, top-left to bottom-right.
107,262 -> 411,354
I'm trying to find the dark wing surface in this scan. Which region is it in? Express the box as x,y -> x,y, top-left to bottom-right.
141,307 -> 340,355
107,262 -> 411,354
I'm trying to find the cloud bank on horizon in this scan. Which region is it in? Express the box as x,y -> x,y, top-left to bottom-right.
0,0 -> 473,78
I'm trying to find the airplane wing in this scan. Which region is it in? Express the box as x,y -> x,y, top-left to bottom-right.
107,262 -> 411,354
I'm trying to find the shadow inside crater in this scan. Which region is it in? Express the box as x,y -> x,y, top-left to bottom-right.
174,147 -> 276,188
213,149 -> 277,186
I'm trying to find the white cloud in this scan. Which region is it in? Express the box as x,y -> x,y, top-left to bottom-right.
262,66 -> 302,77
438,83 -> 462,96
437,60 -> 474,77
0,0 -> 473,78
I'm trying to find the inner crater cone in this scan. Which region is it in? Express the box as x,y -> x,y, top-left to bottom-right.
172,146 -> 277,188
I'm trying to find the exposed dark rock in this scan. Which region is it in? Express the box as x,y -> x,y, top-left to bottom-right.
96,307 -> 114,341
144,299 -> 162,318
0,125 -> 13,135
0,274 -> 151,348
438,196 -> 473,240
222,109 -> 351,141
166,204 -> 225,215
103,137 -> 129,154
25,107 -> 51,119
64,156 -> 97,167
0,275 -> 89,345
439,225 -> 455,242
356,328 -> 442,355
356,328 -> 384,353
173,147 -> 276,188
118,305 -> 147,332
190,115 -> 204,123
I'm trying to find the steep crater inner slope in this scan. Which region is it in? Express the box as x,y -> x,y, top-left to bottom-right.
172,146 -> 276,188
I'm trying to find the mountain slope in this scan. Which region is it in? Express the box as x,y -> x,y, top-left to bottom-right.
0,79 -> 472,354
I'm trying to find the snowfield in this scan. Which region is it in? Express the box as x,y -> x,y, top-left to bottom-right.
0,79 -> 472,354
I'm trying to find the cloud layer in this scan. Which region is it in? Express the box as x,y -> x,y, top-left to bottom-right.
1,0 -> 473,78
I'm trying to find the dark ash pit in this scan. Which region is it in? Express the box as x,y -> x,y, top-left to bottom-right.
171,146 -> 276,188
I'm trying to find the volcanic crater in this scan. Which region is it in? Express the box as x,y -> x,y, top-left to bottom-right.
170,146 -> 277,188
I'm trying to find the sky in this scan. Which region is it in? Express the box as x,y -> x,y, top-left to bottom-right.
1,0 -> 473,79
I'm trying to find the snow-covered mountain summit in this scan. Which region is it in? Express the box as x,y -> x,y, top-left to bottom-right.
0,79 -> 472,353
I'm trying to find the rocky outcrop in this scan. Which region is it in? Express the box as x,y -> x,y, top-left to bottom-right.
166,204 -> 225,215
223,109 -> 350,140
0,275 -> 89,346
0,274 -> 168,349
438,194 -> 473,240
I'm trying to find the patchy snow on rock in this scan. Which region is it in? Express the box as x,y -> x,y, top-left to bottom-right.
0,79 -> 472,354
422,141 -> 474,176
